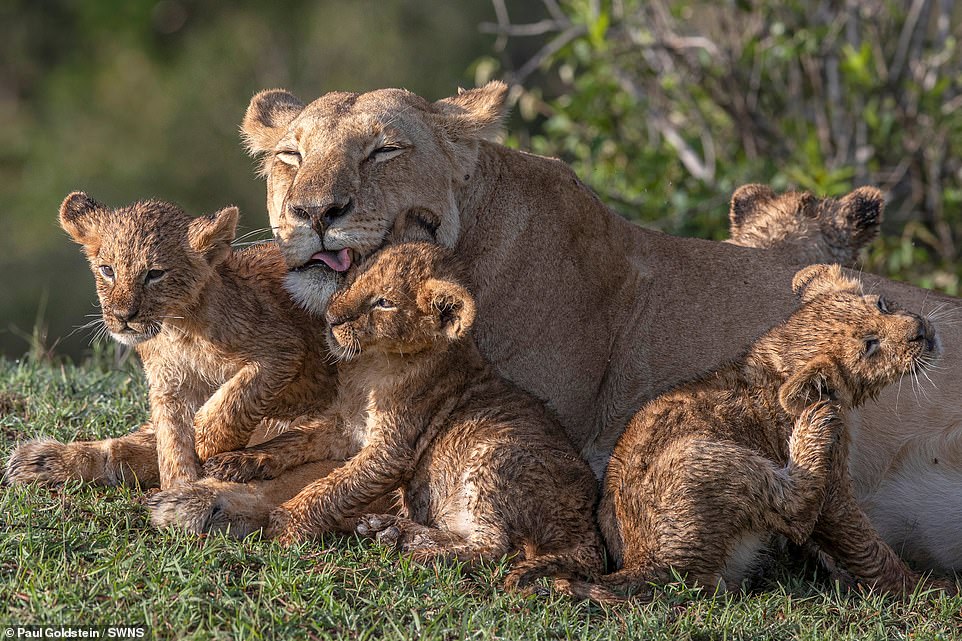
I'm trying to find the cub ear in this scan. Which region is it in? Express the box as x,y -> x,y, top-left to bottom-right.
188,206 -> 238,265
835,186 -> 884,245
778,356 -> 849,415
729,184 -> 776,228
242,89 -> 305,155
422,278 -> 476,341
791,264 -> 862,303
59,191 -> 105,246
433,81 -> 510,142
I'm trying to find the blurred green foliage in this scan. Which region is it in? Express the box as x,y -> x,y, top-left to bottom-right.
0,0 -> 493,359
4,0 -> 961,362
480,0 -> 962,293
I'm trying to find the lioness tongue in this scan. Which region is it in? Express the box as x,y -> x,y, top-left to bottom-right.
310,248 -> 352,272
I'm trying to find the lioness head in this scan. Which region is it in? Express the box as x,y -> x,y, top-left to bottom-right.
728,185 -> 883,266
241,82 -> 509,314
59,192 -> 237,345
324,242 -> 475,360
772,264 -> 938,413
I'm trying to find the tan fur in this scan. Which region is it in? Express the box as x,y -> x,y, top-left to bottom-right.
7,194 -> 342,490
599,265 -> 946,596
243,243 -> 610,600
727,184 -> 883,266
57,83 -> 962,572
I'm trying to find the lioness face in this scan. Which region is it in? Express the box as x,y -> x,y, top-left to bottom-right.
58,193 -> 237,346
324,242 -> 474,361
782,264 -> 938,406
241,82 -> 508,315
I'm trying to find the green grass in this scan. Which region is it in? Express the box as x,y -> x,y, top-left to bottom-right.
2,357 -> 961,640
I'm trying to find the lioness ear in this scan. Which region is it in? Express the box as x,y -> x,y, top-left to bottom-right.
792,264 -> 862,303
779,356 -> 849,415
242,89 -> 305,155
188,206 -> 238,265
433,81 -> 510,142
422,278 -> 476,341
835,186 -> 883,245
59,191 -> 105,246
729,184 -> 776,228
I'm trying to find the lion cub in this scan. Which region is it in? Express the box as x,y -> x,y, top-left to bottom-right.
15,193 -> 341,489
600,263 -> 940,596
727,185 -> 883,266
262,242 -> 609,599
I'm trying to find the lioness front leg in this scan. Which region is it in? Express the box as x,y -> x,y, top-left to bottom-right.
6,423 -> 160,487
192,361 -> 298,461
269,438 -> 412,544
203,416 -> 353,483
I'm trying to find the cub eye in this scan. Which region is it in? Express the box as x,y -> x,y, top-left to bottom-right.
863,337 -> 880,357
876,297 -> 889,313
99,265 -> 114,280
368,145 -> 406,162
373,297 -> 396,310
145,269 -> 166,283
275,151 -> 301,166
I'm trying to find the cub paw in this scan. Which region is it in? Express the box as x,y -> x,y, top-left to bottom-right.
203,451 -> 275,482
356,513 -> 401,548
5,438 -> 100,486
147,480 -> 266,538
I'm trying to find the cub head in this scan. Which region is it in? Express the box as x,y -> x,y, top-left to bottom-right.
58,192 -> 238,346
773,264 -> 938,414
241,81 -> 509,315
324,242 -> 475,361
728,185 -> 883,266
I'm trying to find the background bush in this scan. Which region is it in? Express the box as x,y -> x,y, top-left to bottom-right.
3,0 -> 960,361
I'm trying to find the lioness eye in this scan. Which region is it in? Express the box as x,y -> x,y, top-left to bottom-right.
145,269 -> 166,283
864,337 -> 880,357
374,298 -> 395,309
275,151 -> 301,166
368,145 -> 406,162
99,265 -> 114,279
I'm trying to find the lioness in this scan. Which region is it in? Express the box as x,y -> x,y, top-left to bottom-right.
36,82 -> 962,572
6,194 -> 344,489
163,242 -> 610,598
727,184 -> 883,266
600,264 -> 941,596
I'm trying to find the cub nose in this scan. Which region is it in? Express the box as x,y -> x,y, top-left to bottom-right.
111,305 -> 139,323
910,317 -> 936,350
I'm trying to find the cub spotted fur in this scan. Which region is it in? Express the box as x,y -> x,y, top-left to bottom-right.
7,193 -> 341,489
727,185 -> 883,266
253,242 -> 609,598
599,264 -> 942,596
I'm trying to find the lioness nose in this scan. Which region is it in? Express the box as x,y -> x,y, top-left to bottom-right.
288,199 -> 353,231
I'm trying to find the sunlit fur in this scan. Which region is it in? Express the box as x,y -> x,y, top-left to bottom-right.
240,82 -> 508,314
9,192 -> 342,492
727,184 -> 883,267
264,243 -> 614,602
599,264 -> 946,598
